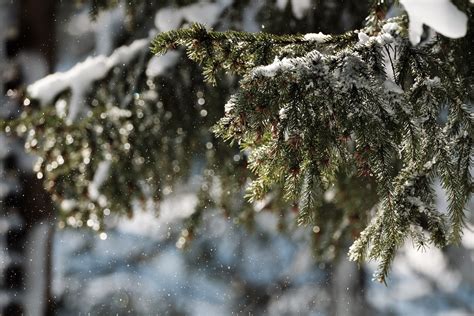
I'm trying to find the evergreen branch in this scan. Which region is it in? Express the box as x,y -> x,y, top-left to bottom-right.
151,23 -> 360,83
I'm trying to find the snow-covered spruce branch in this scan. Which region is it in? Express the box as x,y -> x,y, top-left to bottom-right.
1,23 -> 254,239
2,37 -> 193,226
153,12 -> 472,282
151,22 -> 357,84
27,38 -> 149,123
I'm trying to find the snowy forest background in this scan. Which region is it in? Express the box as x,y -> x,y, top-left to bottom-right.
1,0 -> 473,315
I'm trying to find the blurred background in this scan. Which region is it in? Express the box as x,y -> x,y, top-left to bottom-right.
0,0 -> 473,315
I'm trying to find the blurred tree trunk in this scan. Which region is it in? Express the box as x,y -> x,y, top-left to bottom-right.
0,0 -> 56,315
18,0 -> 57,314
329,255 -> 373,316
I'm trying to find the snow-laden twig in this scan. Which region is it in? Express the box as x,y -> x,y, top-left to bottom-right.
28,39 -> 148,123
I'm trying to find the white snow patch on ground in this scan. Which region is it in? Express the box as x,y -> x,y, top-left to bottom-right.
400,0 -> 468,45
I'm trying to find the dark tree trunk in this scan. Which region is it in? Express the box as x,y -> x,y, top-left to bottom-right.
0,0 -> 56,315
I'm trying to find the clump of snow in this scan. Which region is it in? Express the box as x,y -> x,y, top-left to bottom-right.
260,57 -> 292,77
146,51 -> 180,78
224,97 -> 236,113
181,2 -> 227,26
424,76 -> 441,91
154,0 -> 232,32
461,224 -> 474,249
279,107 -> 288,120
400,0 -> 468,45
376,33 -> 395,45
358,32 -> 370,44
28,39 -> 148,123
356,21 -> 400,48
303,32 -> 330,42
154,7 -> 184,32
384,80 -> 404,94
382,22 -> 400,33
324,188 -> 336,202
423,157 -> 437,169
88,160 -> 111,200
253,53 -> 320,77
55,99 -> 67,118
355,23 -> 399,51
277,0 -> 312,19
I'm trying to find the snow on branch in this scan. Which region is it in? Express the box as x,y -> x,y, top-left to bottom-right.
400,0 -> 468,45
27,39 -> 148,123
